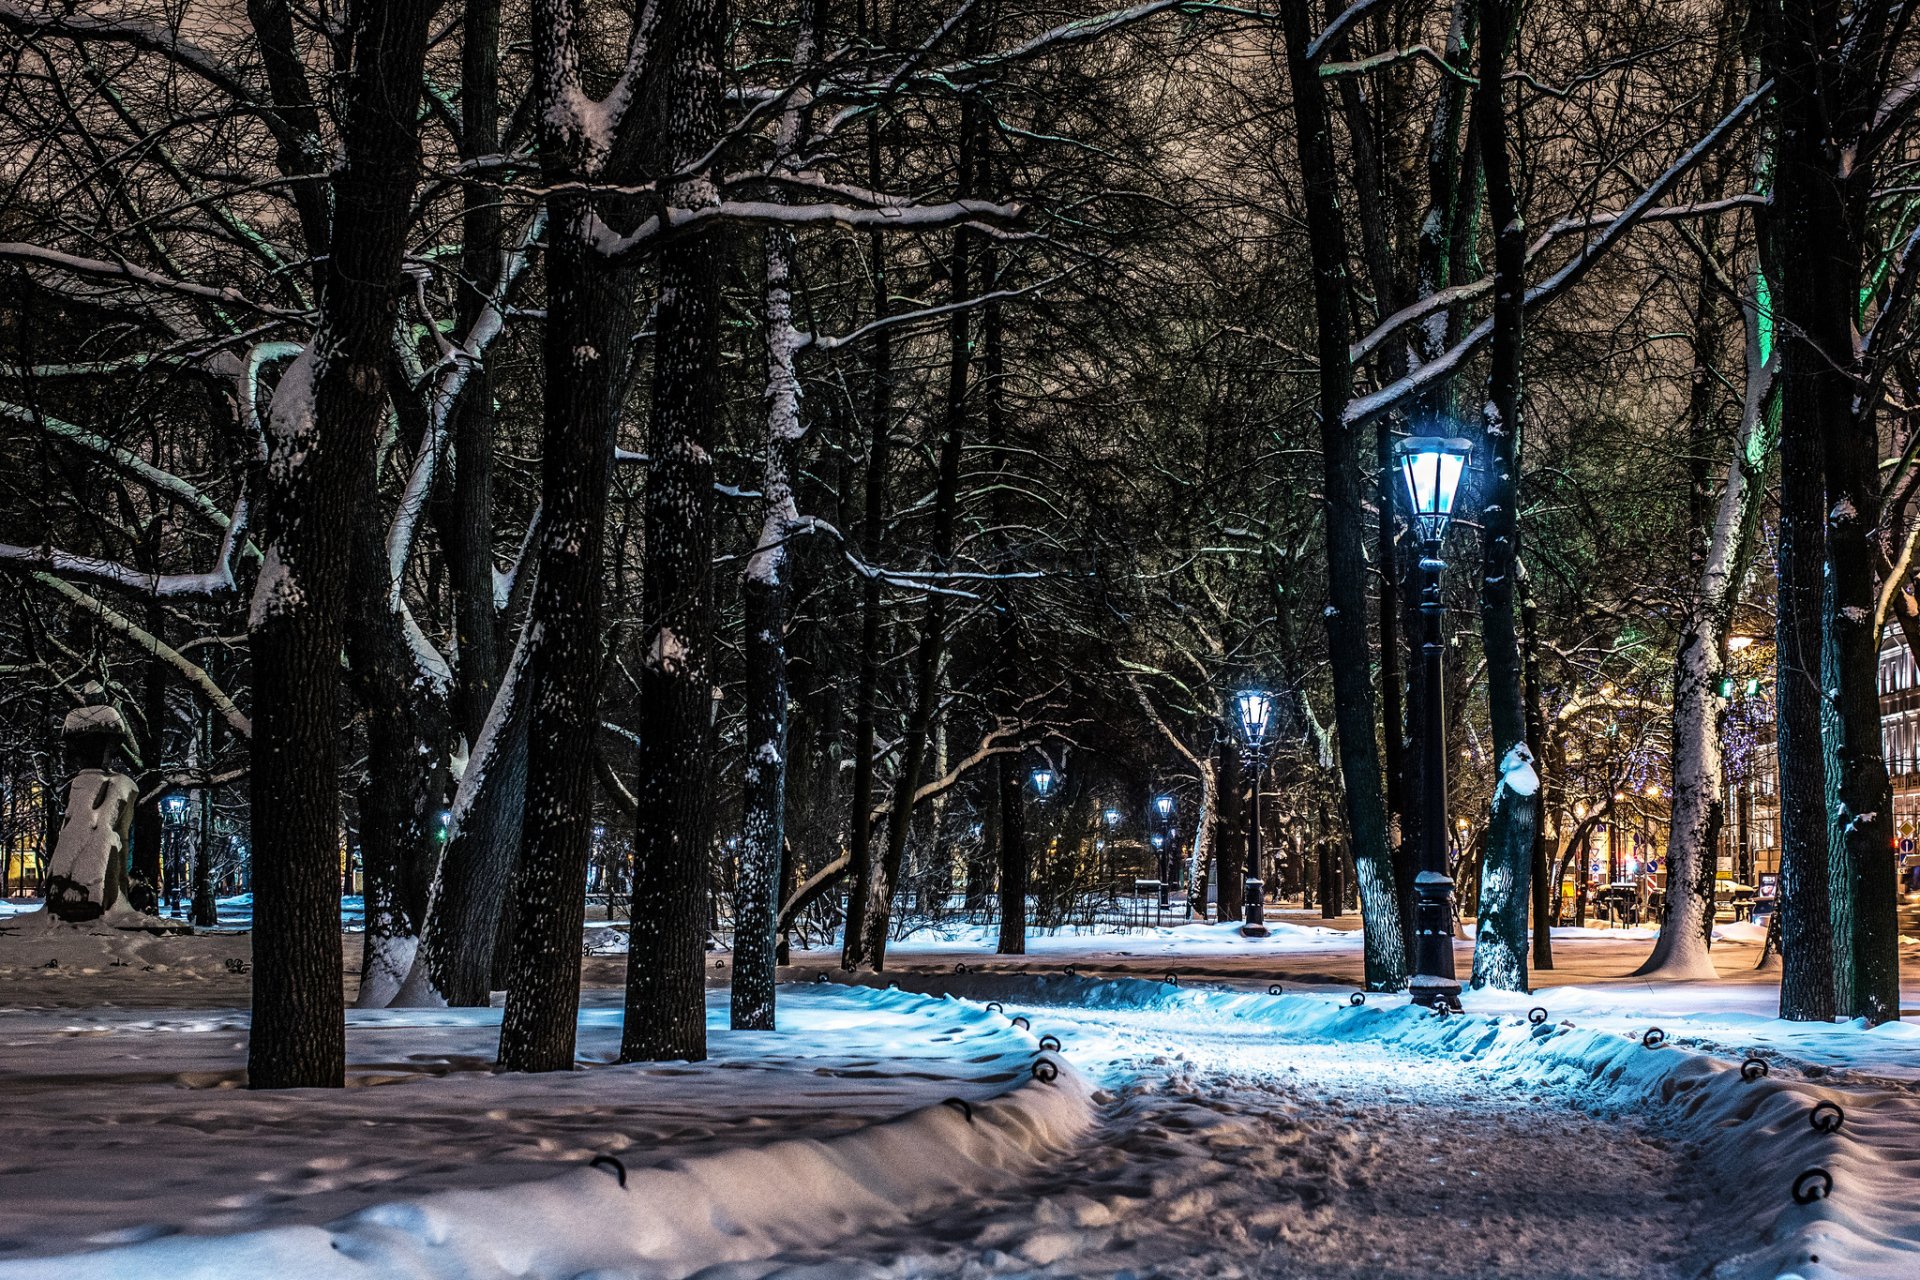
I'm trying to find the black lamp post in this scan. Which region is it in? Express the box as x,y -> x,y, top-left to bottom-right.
1152,793 -> 1175,907
1233,689 -> 1274,937
1395,433 -> 1472,1010
161,791 -> 187,915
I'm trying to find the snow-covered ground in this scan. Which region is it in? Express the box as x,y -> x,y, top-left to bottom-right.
3,909 -> 1919,1278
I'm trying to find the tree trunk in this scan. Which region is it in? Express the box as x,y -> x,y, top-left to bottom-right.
735,208 -> 810,1028
399,625 -> 532,1007
1279,2 -> 1406,990
995,750 -> 1028,954
1756,2 -> 1841,1022
1215,735 -> 1244,921
620,0 -> 727,1058
498,204 -> 634,1071
246,0 -> 437,1090
862,78 -> 980,972
1467,0 -> 1533,994
442,0 -> 505,753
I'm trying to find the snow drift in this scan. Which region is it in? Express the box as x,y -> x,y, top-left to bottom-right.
862,972 -> 1920,1280
0,991 -> 1092,1280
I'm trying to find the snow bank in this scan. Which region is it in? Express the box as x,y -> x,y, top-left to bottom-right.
0,988 -> 1093,1280
878,973 -> 1920,1280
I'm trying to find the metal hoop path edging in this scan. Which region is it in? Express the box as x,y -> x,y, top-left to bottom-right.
1810,1101 -> 1845,1134
589,1155 -> 627,1188
1032,1058 -> 1060,1083
1641,1028 -> 1667,1049
985,1001 -> 1004,1014
1740,1056 -> 1769,1082
1528,1007 -> 1549,1026
1349,992 -> 1367,1007
1038,1034 -> 1063,1052
1165,973 -> 1180,986
942,1097 -> 975,1123
1064,965 -> 1080,979
1792,1168 -> 1833,1204
1268,983 -> 1284,995
1011,1015 -> 1031,1030
954,962 -> 969,974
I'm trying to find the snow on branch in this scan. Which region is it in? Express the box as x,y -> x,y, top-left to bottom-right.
804,273 -> 1071,352
591,198 -> 1021,263
1349,194 -> 1766,368
1305,0 -> 1396,63
0,242 -> 308,319
1345,79 -> 1770,426
0,4 -> 262,108
0,400 -> 237,535
385,210 -> 546,613
0,485 -> 250,599
30,572 -> 251,737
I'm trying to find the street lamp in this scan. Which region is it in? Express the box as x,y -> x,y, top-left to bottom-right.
1103,807 -> 1121,827
161,791 -> 188,914
1151,794 -> 1176,908
1396,433 -> 1472,1009
1232,688 -> 1275,937
1029,768 -> 1056,799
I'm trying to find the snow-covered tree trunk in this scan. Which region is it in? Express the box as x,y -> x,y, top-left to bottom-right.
1279,0 -> 1406,991
396,623 -> 532,1008
344,492 -> 453,1008
1637,349 -> 1772,976
735,211 -> 807,1029
1472,746 -> 1538,990
246,0 -> 438,1090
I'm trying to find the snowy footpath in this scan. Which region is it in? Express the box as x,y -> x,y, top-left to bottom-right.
3,914 -> 1920,1276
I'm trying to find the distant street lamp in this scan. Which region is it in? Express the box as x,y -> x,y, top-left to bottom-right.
1152,794 -> 1175,908
1396,433 -> 1472,1009
1104,807 -> 1122,827
1029,768 -> 1056,799
1233,688 -> 1275,937
161,791 -> 187,914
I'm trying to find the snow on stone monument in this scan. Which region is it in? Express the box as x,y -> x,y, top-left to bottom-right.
43,692 -> 139,922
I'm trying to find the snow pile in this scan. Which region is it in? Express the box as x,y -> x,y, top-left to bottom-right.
878,916 -> 1361,955
886,973 -> 1920,1280
0,987 -> 1093,1279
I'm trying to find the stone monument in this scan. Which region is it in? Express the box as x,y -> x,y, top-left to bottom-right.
43,688 -> 139,922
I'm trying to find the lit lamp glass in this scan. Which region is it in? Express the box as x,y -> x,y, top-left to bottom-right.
1395,435 -> 1472,544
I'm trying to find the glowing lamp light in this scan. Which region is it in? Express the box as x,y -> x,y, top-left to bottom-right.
1030,768 -> 1056,798
1233,689 -> 1274,751
1645,784 -> 1661,799
1394,435 -> 1472,543
1153,794 -> 1175,821
1727,635 -> 1755,652
1150,832 -> 1166,849
162,793 -> 188,819
1104,808 -> 1121,826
